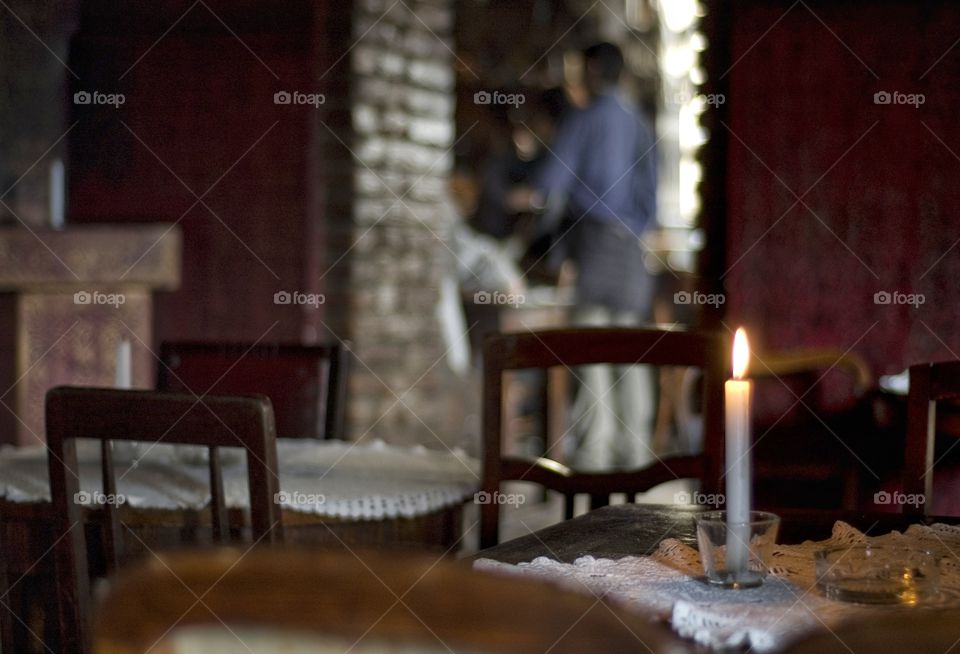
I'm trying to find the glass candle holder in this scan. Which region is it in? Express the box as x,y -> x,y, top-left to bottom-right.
695,510 -> 780,588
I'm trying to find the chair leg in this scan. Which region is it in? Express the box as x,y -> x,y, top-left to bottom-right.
589,494 -> 610,511
841,468 -> 860,511
563,494 -> 576,520
479,500 -> 500,550
0,527 -> 12,654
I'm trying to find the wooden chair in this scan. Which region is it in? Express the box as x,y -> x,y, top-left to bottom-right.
752,349 -> 872,395
93,547 -> 685,654
480,327 -> 726,549
904,361 -> 960,514
46,386 -> 284,654
157,341 -> 350,439
748,348 -> 874,511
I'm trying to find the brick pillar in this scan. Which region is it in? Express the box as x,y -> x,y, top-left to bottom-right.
339,0 -> 460,446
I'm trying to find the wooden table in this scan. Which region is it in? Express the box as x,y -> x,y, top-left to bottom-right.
478,503 -> 960,565
1,499 -> 465,654
0,439 -> 475,654
92,546 -> 686,654
477,504 -> 960,653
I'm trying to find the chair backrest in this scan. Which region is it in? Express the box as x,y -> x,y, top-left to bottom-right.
750,348 -> 872,396
46,386 -> 283,654
904,361 -> 960,514
480,327 -> 726,548
93,547 -> 684,654
747,348 -> 875,511
157,341 -> 349,440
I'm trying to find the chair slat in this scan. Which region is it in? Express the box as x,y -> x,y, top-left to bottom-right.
208,446 -> 228,543
904,362 -> 960,514
480,327 -> 726,548
99,440 -> 122,572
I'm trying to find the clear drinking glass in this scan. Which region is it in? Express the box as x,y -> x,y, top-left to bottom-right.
695,510 -> 781,588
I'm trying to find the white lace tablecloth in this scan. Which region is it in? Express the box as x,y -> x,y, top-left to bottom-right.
0,440 -> 480,520
476,522 -> 960,652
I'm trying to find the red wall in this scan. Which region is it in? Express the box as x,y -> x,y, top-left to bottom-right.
67,1 -> 341,347
717,1 -> 960,377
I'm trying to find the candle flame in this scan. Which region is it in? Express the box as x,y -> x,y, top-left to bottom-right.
732,328 -> 750,379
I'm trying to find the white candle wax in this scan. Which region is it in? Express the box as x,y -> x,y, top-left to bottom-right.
49,158 -> 65,230
725,328 -> 753,577
115,339 -> 132,389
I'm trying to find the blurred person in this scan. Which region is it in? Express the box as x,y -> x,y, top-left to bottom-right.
472,89 -> 570,283
507,42 -> 658,472
435,190 -> 526,373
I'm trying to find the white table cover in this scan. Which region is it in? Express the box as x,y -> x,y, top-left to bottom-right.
475,521 -> 960,652
0,439 -> 480,520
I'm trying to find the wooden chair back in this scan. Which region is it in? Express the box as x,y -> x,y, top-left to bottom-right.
157,341 -> 349,439
748,348 -> 875,511
46,386 -> 283,654
750,348 -> 872,396
93,547 -> 685,654
904,361 -> 960,514
480,327 -> 726,548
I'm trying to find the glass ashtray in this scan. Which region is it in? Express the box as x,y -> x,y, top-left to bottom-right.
815,545 -> 939,605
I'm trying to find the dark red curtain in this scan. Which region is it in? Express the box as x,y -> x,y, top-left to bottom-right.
717,0 -> 960,378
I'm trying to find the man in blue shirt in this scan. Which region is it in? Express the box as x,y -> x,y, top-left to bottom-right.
510,42 -> 657,471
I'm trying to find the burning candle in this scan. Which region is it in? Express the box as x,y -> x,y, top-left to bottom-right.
725,327 -> 753,577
